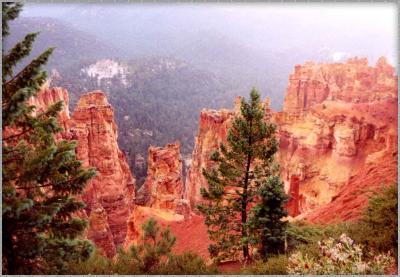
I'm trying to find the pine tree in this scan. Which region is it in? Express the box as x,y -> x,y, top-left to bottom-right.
127,218 -> 176,273
2,3 -> 96,274
198,88 -> 286,262
248,175 -> 289,259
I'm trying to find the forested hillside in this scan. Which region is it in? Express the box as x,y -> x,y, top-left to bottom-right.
52,57 -> 233,185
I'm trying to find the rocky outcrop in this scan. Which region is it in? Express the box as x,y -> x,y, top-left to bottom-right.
276,57 -> 397,219
28,86 -> 70,133
278,99 -> 397,217
305,129 -> 398,223
69,91 -> 135,255
136,142 -> 189,215
86,201 -> 116,257
29,88 -> 135,257
187,57 -> 397,224
185,96 -> 273,210
285,175 -> 302,217
282,57 -> 397,115
124,206 -> 210,258
185,108 -> 234,209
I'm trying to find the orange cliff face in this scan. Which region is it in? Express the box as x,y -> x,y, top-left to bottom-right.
283,57 -> 397,115
124,142 -> 208,257
136,142 -> 189,216
276,57 -> 397,221
27,87 -> 71,135
27,56 -> 397,259
30,88 -> 135,257
69,91 -> 135,256
187,57 -> 397,224
185,108 -> 234,210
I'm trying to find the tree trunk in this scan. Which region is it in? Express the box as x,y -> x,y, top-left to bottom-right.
241,119 -> 253,260
3,229 -> 16,274
242,151 -> 252,260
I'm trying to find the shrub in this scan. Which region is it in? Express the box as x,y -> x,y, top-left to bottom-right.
158,252 -> 218,274
287,234 -> 394,274
65,250 -> 114,275
67,219 -> 216,274
124,218 -> 176,273
358,184 -> 398,256
240,255 -> 288,275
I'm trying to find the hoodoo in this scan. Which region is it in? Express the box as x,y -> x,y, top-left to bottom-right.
31,88 -> 136,256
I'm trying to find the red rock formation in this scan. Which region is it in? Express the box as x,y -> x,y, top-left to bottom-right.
305,134 -> 397,223
286,175 -> 301,217
124,206 -> 210,259
187,57 -> 397,224
86,201 -> 116,257
28,88 -> 135,257
185,108 -> 233,209
277,97 -> 397,217
137,142 -> 188,214
283,57 -> 397,115
69,91 -> 135,255
277,57 -> 397,218
28,86 -> 70,134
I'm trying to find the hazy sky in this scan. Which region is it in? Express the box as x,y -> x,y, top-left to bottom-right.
15,2 -> 397,109
21,2 -> 397,65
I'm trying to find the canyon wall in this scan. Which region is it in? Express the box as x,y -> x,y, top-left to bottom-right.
28,86 -> 70,135
187,57 -> 397,223
185,108 -> 234,209
69,91 -> 136,256
277,57 -> 397,219
31,88 -> 135,257
29,56 -> 397,259
283,57 -> 397,114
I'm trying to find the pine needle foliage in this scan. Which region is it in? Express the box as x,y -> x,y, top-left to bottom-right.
198,88 -> 288,262
2,3 -> 96,274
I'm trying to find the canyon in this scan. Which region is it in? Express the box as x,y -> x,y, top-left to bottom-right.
31,56 -> 397,258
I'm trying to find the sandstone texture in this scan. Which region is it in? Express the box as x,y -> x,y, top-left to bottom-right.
30,88 -> 135,257
283,57 -> 397,114
277,58 -> 397,219
187,57 -> 397,224
185,109 -> 234,209
28,86 -> 70,134
124,206 -> 210,259
86,201 -> 117,257
28,56 -> 397,259
136,142 -> 189,216
69,91 -> 136,255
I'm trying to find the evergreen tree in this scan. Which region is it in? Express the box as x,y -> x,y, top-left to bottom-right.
2,3 -> 96,274
248,175 -> 289,259
126,218 -> 176,273
198,88 -> 286,262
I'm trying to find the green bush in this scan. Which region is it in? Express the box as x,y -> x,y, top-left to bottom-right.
66,251 -> 114,275
240,255 -> 288,275
67,219 -> 216,274
158,252 -> 218,274
357,184 -> 398,256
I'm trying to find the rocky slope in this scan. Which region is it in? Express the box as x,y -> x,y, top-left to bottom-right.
277,57 -> 397,219
28,84 -> 70,135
